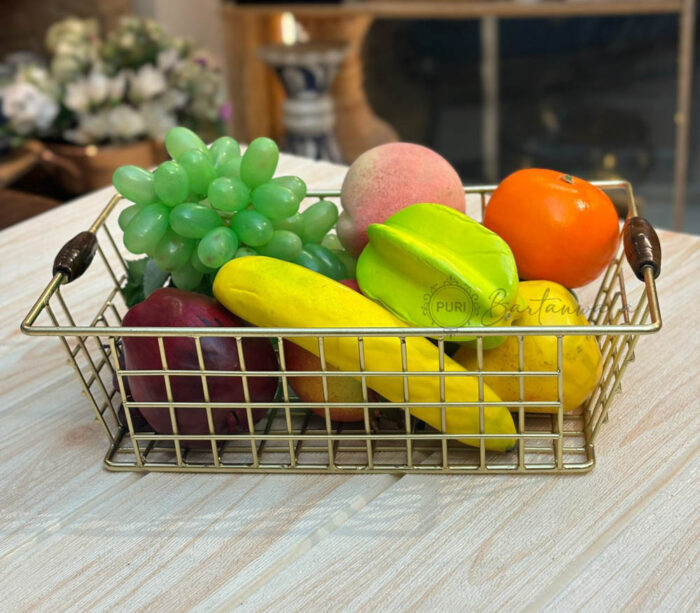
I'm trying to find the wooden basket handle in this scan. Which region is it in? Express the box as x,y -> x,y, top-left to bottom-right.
53,231 -> 97,283
623,216 -> 661,281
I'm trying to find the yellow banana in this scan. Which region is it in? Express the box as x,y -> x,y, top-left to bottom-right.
214,256 -> 516,451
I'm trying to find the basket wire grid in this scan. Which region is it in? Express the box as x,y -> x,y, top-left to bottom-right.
21,181 -> 661,474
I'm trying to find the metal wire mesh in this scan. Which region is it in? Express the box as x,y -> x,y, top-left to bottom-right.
21,182 -> 661,474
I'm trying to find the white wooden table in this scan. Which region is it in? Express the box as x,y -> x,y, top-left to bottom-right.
1,153 -> 698,612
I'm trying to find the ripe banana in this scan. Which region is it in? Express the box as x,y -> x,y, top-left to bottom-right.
214,256 -> 516,451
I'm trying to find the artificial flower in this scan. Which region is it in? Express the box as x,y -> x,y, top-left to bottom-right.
2,81 -> 58,134
157,48 -> 180,73
50,54 -> 83,84
140,101 -> 177,139
81,109 -> 111,141
159,88 -> 187,111
63,79 -> 90,113
16,64 -> 59,99
107,71 -> 127,102
128,64 -> 167,102
107,104 -> 146,140
2,16 -> 227,145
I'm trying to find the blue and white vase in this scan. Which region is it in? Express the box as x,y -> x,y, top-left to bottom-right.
257,41 -> 349,162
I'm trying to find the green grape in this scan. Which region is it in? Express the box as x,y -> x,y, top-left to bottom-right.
170,202 -> 222,239
293,248 -> 323,274
231,209 -> 273,246
153,229 -> 195,272
113,165 -> 157,205
273,213 -> 305,235
208,176 -> 250,213
179,149 -> 216,197
190,247 -> 217,274
332,249 -> 357,279
153,161 -> 189,207
240,137 -> 278,188
272,176 -> 306,202
216,155 -> 241,179
258,230 -> 302,261
320,233 -> 343,251
165,126 -> 209,161
301,200 -> 339,243
171,262 -> 203,291
251,183 -> 299,220
210,136 -> 241,171
198,226 -> 239,269
234,246 -> 258,258
211,136 -> 241,160
118,204 -> 143,231
303,243 -> 347,280
123,203 -> 169,254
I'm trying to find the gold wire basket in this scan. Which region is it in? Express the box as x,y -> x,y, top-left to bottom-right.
21,181 -> 661,474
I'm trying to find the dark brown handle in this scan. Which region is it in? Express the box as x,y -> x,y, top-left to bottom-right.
53,231 -> 97,283
623,216 -> 661,281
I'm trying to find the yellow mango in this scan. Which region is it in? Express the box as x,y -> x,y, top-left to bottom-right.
214,256 -> 516,451
454,281 -> 603,413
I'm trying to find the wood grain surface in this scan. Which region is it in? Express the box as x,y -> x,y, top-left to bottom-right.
0,153 -> 698,611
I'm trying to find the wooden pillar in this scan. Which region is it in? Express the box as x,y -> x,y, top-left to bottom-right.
672,0 -> 696,230
480,16 -> 500,183
221,5 -> 284,143
296,14 -> 399,162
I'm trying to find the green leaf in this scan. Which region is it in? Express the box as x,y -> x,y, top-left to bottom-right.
122,257 -> 170,306
143,258 -> 170,298
122,257 -> 148,307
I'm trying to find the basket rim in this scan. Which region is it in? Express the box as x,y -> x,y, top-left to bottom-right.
20,179 -> 662,339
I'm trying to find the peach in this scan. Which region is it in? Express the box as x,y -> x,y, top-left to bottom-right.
282,339 -> 376,422
338,142 -> 465,256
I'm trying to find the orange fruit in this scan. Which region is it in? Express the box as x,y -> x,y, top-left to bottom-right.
483,169 -> 620,288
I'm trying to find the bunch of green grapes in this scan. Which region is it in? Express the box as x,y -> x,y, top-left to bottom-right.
114,127 -> 354,291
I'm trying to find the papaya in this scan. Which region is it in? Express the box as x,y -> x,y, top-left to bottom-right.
213,256 -> 516,451
356,203 -> 520,347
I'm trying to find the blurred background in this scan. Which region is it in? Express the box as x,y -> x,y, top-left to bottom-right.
1,0 -> 698,233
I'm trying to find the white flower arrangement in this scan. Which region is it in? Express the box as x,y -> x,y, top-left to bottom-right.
0,16 -> 227,146
2,80 -> 58,136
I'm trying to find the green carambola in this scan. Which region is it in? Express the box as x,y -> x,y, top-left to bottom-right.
356,203 -> 520,347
